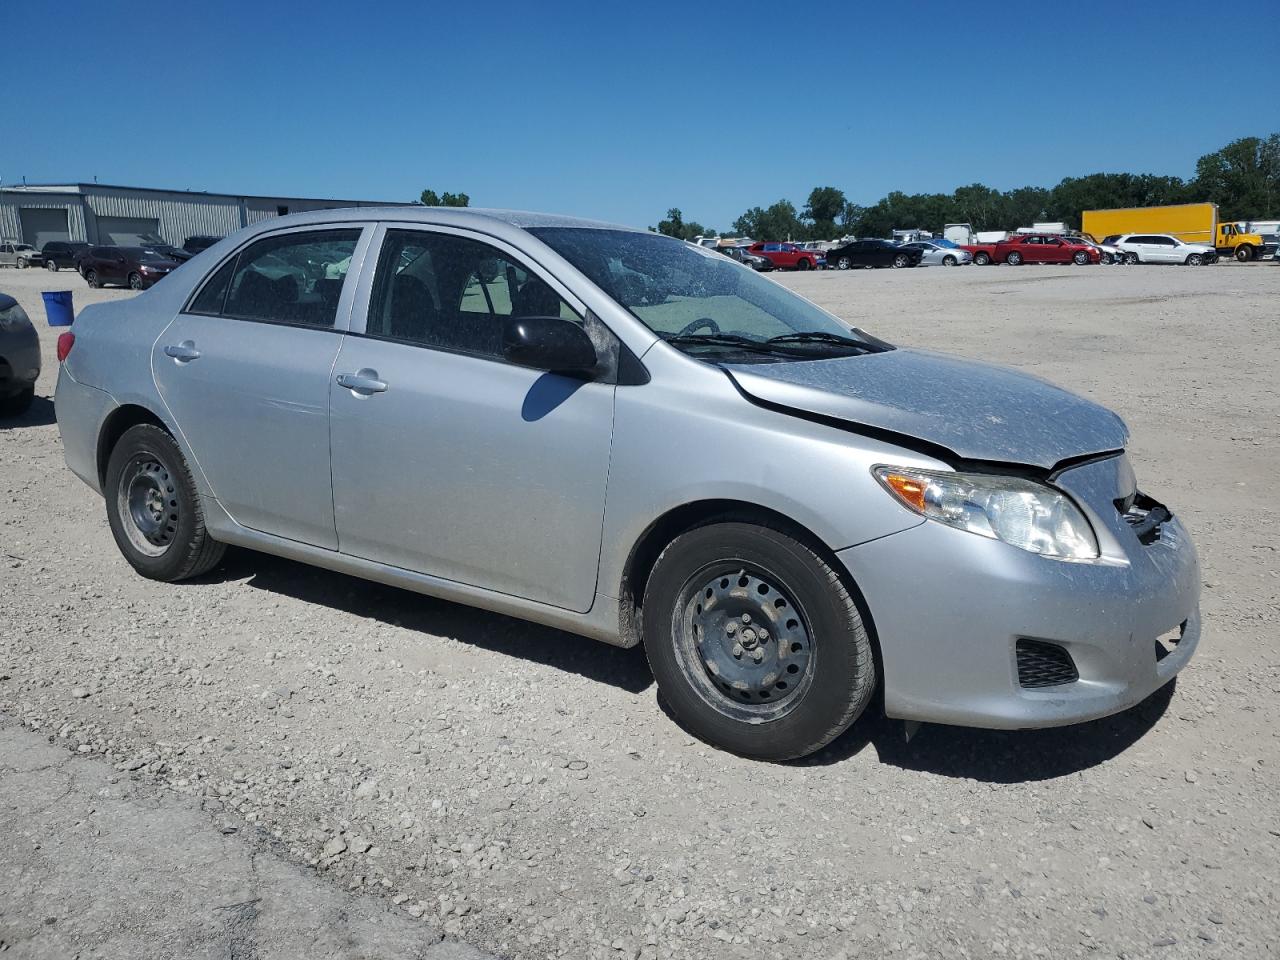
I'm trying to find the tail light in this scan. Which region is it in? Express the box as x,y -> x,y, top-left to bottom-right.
56,332 -> 75,362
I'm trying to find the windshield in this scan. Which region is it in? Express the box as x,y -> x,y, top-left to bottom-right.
528,228 -> 887,359
931,237 -> 958,248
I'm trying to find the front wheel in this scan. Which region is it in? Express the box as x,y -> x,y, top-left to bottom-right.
942,255 -> 957,266
1125,252 -> 1139,265
1006,251 -> 1023,265
85,269 -> 101,288
642,521 -> 876,761
104,424 -> 226,582
128,272 -> 144,290
16,257 -> 27,269
46,260 -> 59,272
1185,253 -> 1204,266
892,253 -> 910,268
974,251 -> 991,265
1073,251 -> 1089,265
835,256 -> 851,270
796,258 -> 811,271
1235,245 -> 1254,262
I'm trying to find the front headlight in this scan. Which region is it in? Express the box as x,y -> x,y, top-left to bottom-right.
0,304 -> 32,331
874,466 -> 1099,560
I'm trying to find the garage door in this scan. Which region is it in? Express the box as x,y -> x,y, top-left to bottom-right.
19,208 -> 70,249
97,216 -> 161,245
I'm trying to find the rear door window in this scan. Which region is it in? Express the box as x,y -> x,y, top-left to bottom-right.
218,229 -> 361,327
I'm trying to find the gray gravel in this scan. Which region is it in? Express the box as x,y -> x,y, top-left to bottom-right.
2,261 -> 1279,958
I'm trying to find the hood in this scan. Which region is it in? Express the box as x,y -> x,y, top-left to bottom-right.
725,348 -> 1128,470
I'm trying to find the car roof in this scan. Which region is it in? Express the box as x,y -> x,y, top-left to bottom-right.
256,206 -> 642,233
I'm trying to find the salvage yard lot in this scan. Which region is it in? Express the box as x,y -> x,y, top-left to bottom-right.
2,262 -> 1279,958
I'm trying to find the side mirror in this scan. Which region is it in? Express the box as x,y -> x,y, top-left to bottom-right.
502,316 -> 598,375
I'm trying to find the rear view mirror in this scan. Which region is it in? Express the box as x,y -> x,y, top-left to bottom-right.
502,316 -> 597,375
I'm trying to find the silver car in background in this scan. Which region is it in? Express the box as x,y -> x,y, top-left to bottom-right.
54,208 -> 1200,761
899,239 -> 972,266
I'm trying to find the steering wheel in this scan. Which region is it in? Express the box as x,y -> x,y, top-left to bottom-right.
676,317 -> 720,337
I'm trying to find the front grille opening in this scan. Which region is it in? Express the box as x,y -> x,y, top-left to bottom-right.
1118,492 -> 1171,545
1154,622 -> 1186,662
1016,639 -> 1079,688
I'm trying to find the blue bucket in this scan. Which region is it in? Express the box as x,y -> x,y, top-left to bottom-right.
42,290 -> 74,326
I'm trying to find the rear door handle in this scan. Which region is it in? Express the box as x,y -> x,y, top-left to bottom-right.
336,370 -> 388,394
164,341 -> 201,362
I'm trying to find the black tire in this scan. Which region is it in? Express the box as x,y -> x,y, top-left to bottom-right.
892,253 -> 909,268
1125,252 -> 1139,265
1073,251 -> 1088,265
1185,253 -> 1204,266
796,258 -> 811,271
1006,251 -> 1023,265
46,260 -> 59,272
104,423 -> 225,581
974,251 -> 990,265
642,521 -> 876,761
942,255 -> 957,266
1235,245 -> 1254,262
128,272 -> 144,290
85,269 -> 100,288
0,385 -> 35,418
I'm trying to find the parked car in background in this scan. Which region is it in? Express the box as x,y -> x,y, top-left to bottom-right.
747,242 -> 824,271
719,245 -> 773,271
990,234 -> 1101,266
1109,234 -> 1216,265
1071,235 -> 1125,264
183,235 -> 223,254
78,246 -> 183,289
0,291 -> 40,416
53,206 -> 1202,761
41,240 -> 91,271
0,241 -> 45,269
899,239 -> 972,267
826,239 -> 922,269
141,241 -> 194,262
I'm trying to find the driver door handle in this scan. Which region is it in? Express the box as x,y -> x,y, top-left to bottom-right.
336,370 -> 388,394
163,341 -> 201,362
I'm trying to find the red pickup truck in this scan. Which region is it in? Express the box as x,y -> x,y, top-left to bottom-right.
964,234 -> 1100,266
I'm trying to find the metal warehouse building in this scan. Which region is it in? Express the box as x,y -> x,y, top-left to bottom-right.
0,182 -> 405,249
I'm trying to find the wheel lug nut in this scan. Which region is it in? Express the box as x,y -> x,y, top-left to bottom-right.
725,623 -> 736,636
741,614 -> 751,624
751,649 -> 764,663
732,643 -> 744,658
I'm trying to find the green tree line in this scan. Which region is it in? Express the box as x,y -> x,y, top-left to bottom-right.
655,133 -> 1279,241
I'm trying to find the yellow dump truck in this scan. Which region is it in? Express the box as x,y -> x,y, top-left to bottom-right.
1081,202 -> 1268,262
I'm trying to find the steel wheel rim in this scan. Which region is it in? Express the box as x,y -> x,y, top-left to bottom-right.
117,456 -> 179,556
672,562 -> 816,722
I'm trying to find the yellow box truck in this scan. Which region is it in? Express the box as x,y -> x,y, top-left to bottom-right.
1081,202 -> 1269,262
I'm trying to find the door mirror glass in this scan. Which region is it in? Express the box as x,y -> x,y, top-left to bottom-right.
502,316 -> 598,374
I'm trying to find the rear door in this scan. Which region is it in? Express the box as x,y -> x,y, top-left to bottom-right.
1040,237 -> 1068,263
328,225 -> 615,612
153,224 -> 372,548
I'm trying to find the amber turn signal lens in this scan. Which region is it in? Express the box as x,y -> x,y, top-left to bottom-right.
883,472 -> 927,512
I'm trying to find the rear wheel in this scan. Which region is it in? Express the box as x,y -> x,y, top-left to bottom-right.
1235,245 -> 1254,262
1006,251 -> 1023,265
835,256 -> 851,270
974,251 -> 991,265
46,259 -> 58,272
0,386 -> 35,418
642,521 -> 876,761
85,269 -> 100,288
1125,252 -> 1139,265
104,424 -> 225,582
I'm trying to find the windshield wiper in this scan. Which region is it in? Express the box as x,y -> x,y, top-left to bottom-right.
661,333 -> 783,354
765,331 -> 883,352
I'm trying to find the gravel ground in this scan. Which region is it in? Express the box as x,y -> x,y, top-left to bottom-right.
2,260 -> 1279,959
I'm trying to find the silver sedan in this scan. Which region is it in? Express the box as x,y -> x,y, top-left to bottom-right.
900,240 -> 972,266
54,208 -> 1200,760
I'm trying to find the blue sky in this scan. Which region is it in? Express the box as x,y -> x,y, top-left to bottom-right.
5,2 -> 1276,230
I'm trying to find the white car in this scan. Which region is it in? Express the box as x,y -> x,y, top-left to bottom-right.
1109,233 -> 1216,266
899,240 -> 972,266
